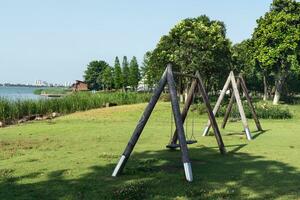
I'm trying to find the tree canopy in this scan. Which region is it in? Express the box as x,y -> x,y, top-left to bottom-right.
129,56 -> 140,89
101,65 -> 114,90
84,60 -> 110,90
114,57 -> 123,89
122,56 -> 130,89
252,0 -> 300,104
150,15 -> 232,91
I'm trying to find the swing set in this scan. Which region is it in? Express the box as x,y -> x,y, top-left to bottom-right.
112,64 -> 226,182
202,71 -> 263,140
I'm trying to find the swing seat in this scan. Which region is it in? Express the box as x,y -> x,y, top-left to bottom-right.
187,140 -> 197,144
166,140 -> 198,149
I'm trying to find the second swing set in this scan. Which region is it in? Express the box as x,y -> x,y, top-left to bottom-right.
202,71 -> 263,140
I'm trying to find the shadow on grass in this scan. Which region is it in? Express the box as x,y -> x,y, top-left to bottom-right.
252,129 -> 269,140
1,147 -> 300,200
218,129 -> 269,141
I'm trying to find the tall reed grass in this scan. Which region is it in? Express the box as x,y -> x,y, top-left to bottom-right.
0,92 -> 152,124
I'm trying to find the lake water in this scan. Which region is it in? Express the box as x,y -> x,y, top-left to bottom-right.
0,86 -> 45,100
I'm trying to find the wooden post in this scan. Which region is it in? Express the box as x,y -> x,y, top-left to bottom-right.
169,79 -> 198,145
167,64 -> 193,182
112,68 -> 168,177
203,74 -> 232,136
239,74 -> 263,131
196,72 -> 226,154
221,77 -> 241,129
230,72 -> 252,140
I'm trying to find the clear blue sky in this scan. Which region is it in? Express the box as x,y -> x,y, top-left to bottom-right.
0,0 -> 273,84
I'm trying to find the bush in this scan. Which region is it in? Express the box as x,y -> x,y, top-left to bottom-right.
196,101 -> 292,119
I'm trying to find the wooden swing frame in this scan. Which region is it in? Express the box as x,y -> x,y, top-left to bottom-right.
112,64 -> 226,182
202,71 -> 263,140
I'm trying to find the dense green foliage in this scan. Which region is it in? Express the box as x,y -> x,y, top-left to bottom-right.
101,65 -> 114,90
141,51 -> 156,88
196,101 -> 292,119
0,92 -> 151,124
129,56 -> 140,90
84,56 -> 142,91
84,60 -> 110,90
114,57 -> 123,90
122,56 -> 130,89
252,0 -> 300,104
149,15 -> 232,91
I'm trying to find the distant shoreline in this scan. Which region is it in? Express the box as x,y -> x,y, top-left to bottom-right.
0,84 -> 66,88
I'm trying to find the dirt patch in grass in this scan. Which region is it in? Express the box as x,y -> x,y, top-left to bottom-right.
0,138 -> 55,159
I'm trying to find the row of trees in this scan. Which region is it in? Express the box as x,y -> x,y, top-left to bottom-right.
84,56 -> 141,91
83,0 -> 299,105
141,0 -> 300,105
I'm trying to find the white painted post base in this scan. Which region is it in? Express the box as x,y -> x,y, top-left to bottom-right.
245,128 -> 252,140
202,126 -> 209,136
112,155 -> 126,177
183,162 -> 193,182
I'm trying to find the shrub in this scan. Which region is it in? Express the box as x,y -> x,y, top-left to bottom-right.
196,101 -> 292,119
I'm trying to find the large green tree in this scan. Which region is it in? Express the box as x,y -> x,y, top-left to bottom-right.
122,56 -> 130,90
150,15 -> 232,92
129,56 -> 140,90
114,56 -> 123,89
84,60 -> 110,90
101,65 -> 114,90
252,0 -> 300,104
141,51 -> 156,89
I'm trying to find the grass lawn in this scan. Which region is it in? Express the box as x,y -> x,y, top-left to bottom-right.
1,102 -> 300,199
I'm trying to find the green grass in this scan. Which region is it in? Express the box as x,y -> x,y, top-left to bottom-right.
1,102 -> 300,199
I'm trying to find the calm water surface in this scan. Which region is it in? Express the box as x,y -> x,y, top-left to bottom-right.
0,86 -> 45,100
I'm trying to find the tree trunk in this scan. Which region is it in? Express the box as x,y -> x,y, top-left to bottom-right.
184,83 -> 189,103
263,75 -> 268,101
273,74 -> 285,105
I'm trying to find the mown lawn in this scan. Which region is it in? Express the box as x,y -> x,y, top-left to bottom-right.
1,102 -> 300,199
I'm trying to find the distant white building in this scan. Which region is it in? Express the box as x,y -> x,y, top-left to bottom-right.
137,76 -> 152,92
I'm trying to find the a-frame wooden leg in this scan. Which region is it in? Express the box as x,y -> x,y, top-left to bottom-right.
112,68 -> 168,177
169,79 -> 198,145
203,74 -> 232,136
196,72 -> 226,154
167,64 -> 193,182
239,74 -> 263,131
221,78 -> 241,129
230,72 -> 252,140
